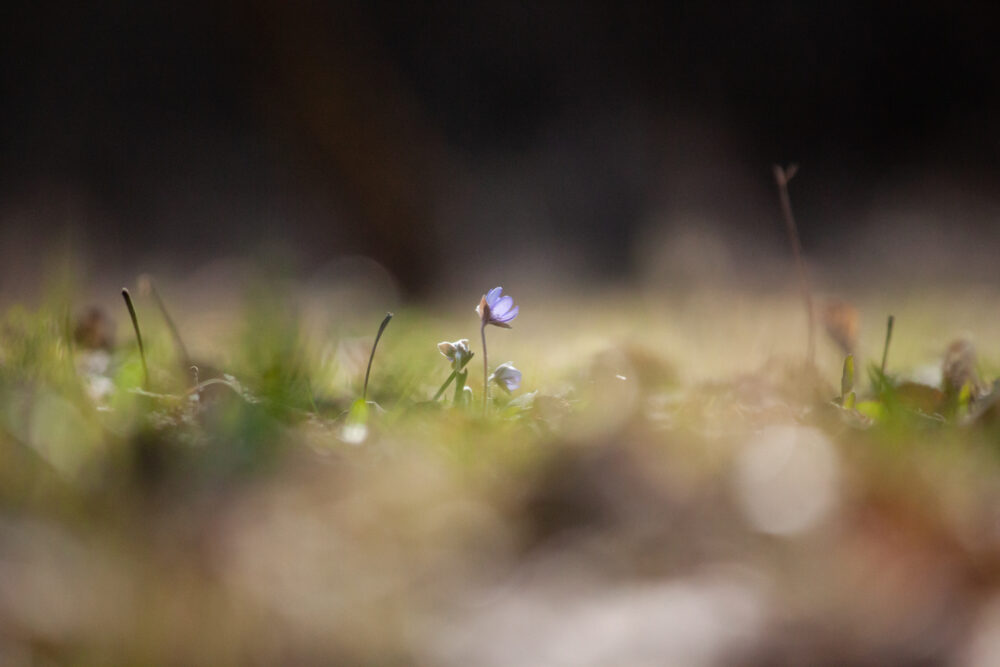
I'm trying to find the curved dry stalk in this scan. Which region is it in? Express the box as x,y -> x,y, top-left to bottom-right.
121,288 -> 149,389
773,164 -> 815,366
363,312 -> 394,401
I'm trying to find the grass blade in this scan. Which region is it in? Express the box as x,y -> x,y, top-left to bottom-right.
121,288 -> 149,389
363,312 -> 393,401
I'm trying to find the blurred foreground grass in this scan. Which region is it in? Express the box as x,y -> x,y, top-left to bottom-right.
3,278 -> 1000,665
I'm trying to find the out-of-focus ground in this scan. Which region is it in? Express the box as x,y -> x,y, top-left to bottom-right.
3,273 -> 1000,665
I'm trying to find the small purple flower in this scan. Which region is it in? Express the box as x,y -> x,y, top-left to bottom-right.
476,286 -> 519,329
490,362 -> 522,393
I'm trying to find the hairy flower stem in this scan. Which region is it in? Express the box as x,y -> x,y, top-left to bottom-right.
774,164 -> 815,367
481,319 -> 489,413
121,288 -> 149,389
363,312 -> 393,401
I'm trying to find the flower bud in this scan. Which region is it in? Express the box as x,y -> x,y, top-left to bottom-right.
438,339 -> 473,370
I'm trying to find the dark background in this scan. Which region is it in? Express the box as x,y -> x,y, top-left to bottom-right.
3,1 -> 1000,294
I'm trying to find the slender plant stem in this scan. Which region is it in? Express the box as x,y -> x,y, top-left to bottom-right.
363,312 -> 393,401
148,280 -> 190,366
881,314 -> 895,375
481,319 -> 489,413
433,370 -> 458,401
121,288 -> 149,389
773,164 -> 815,366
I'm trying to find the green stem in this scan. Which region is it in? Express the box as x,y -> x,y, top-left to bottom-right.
363,312 -> 393,401
433,352 -> 474,401
121,288 -> 149,389
481,319 -> 488,414
453,370 -> 468,405
433,370 -> 458,401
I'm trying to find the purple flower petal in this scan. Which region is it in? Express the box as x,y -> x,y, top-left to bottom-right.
485,286 -> 503,307
504,369 -> 522,390
490,295 -> 513,318
495,305 -> 518,322
491,362 -> 522,392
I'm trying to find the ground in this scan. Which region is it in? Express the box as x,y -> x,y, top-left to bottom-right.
1,278 -> 1000,665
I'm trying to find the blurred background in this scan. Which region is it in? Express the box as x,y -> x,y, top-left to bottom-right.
2,1 -> 1000,297
8,5 -> 1000,664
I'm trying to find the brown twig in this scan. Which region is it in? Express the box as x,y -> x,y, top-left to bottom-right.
773,164 -> 815,366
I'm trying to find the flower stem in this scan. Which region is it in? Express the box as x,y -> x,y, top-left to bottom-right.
454,370 -> 468,405
481,319 -> 488,414
363,312 -> 393,401
433,370 -> 458,401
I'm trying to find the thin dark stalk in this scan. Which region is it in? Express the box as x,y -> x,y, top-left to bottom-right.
481,319 -> 489,413
773,164 -> 815,366
363,312 -> 393,401
881,314 -> 895,375
121,288 -> 148,388
148,280 -> 190,366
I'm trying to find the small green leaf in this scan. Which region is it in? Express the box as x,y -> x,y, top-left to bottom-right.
856,400 -> 887,421
957,382 -> 972,415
